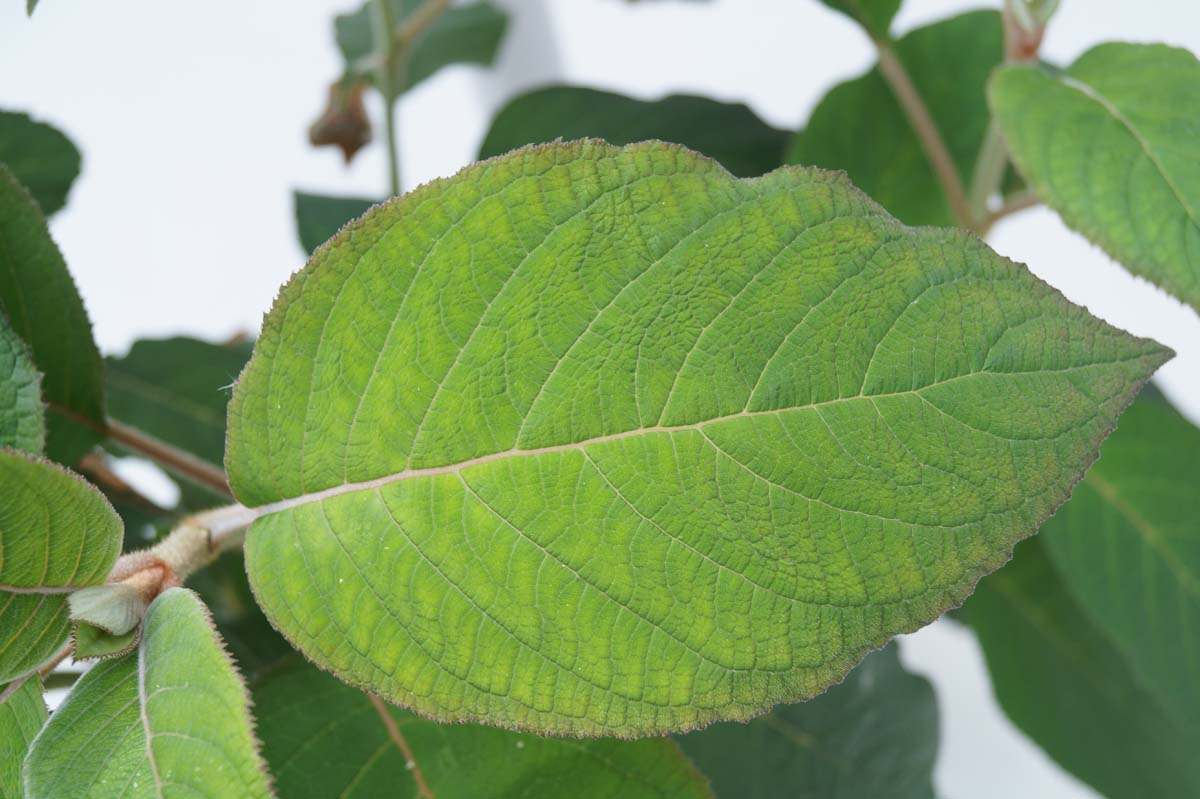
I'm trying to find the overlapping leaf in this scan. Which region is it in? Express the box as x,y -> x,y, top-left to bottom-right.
0,164 -> 104,463
479,87 -> 789,178
0,314 -> 44,453
964,538 -> 1200,797
24,589 -> 274,799
0,110 -> 81,216
790,11 -> 1020,226
677,643 -> 936,798
0,678 -> 45,799
991,43 -> 1200,310
817,0 -> 899,39
0,450 -> 122,683
226,140 -> 1167,736
294,192 -> 378,255
254,657 -> 711,798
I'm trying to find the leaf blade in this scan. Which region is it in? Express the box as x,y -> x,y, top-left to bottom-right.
0,313 -> 45,453
1,678 -> 45,799
0,110 -> 81,216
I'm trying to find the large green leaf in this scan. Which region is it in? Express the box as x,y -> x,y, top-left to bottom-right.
0,678 -> 45,799
254,657 -> 711,799
964,537 -> 1200,797
294,191 -> 378,256
24,589 -> 274,799
0,111 -> 81,216
790,11 -> 1017,227
0,313 -> 44,453
479,87 -> 790,178
226,140 -> 1167,736
991,43 -> 1200,311
0,450 -> 122,683
0,164 -> 104,463
677,643 -> 935,798
817,0 -> 900,39
336,0 -> 508,94
1039,388 -> 1200,740
106,336 -> 251,469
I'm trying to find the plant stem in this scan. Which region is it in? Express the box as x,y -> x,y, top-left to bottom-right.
986,189 -> 1040,226
873,37 -> 974,231
394,0 -> 450,49
371,0 -> 402,196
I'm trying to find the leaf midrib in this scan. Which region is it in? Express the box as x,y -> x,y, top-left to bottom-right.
247,356 -> 1152,518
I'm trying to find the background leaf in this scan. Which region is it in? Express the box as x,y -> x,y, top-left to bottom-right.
294,191 -> 378,255
479,87 -> 790,177
789,11 -> 1019,226
816,0 -> 900,39
0,164 -> 105,463
0,450 -> 122,683
963,537 -> 1200,797
0,110 -> 81,216
990,43 -> 1200,310
677,643 -> 936,798
253,657 -> 712,799
336,0 -> 508,94
0,678 -> 45,799
1038,388 -> 1200,742
227,140 -> 1167,736
0,313 -> 45,453
24,589 -> 274,799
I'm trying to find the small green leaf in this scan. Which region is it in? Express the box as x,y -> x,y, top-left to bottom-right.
817,0 -> 900,39
253,657 -> 712,799
24,589 -> 275,799
964,538 -> 1200,797
71,621 -> 140,661
677,643 -> 936,798
0,313 -> 45,453
0,164 -> 105,464
479,87 -> 790,178
790,10 -> 1020,226
1039,388 -> 1200,741
1,678 -> 45,799
226,140 -> 1167,736
991,43 -> 1200,310
106,336 -> 251,469
0,111 -> 81,216
0,450 -> 122,683
336,0 -> 508,94
294,191 -> 378,255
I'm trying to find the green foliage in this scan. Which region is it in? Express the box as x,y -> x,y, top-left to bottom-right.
479,87 -> 790,178
0,111 -> 81,216
0,164 -> 104,463
226,140 -> 1165,736
817,0 -> 900,39
0,314 -> 44,453
106,336 -> 251,469
991,43 -> 1200,311
790,11 -> 1017,226
0,450 -> 122,683
964,537 -> 1200,797
336,0 -> 508,93
253,657 -> 712,799
677,643 -> 936,798
294,192 -> 378,255
1038,389 -> 1200,742
0,678 -> 45,799
24,589 -> 274,799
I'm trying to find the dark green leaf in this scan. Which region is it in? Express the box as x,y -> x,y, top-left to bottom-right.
0,677 -> 45,799
0,164 -> 104,463
964,537 -> 1200,797
1039,388 -> 1200,742
677,643 -> 936,799
990,43 -> 1200,311
0,312 -> 44,453
0,111 -> 81,216
479,87 -> 790,177
253,657 -> 712,799
817,0 -> 900,39
336,0 -> 508,94
294,191 -> 378,255
789,10 -> 1020,226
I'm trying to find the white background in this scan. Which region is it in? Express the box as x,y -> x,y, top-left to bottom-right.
3,1 -> 1198,796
